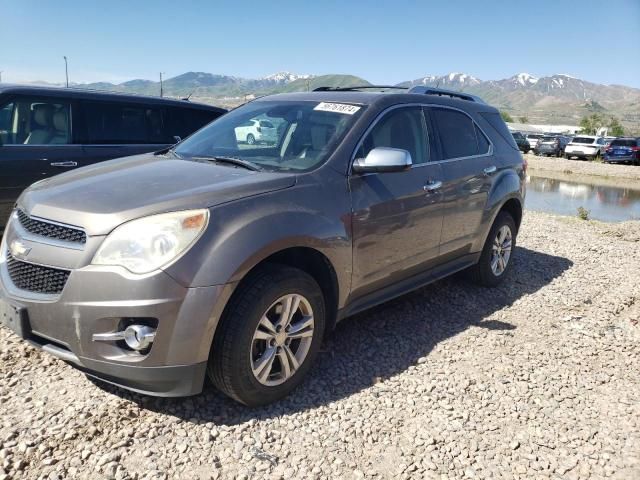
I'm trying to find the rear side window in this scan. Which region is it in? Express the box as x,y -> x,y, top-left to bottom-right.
84,102 -> 166,144
357,107 -> 429,164
480,112 -> 519,151
572,137 -> 595,144
475,125 -> 491,154
610,139 -> 637,147
0,97 -> 71,145
431,108 -> 479,159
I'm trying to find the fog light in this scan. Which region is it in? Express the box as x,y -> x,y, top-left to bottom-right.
123,325 -> 156,351
92,324 -> 157,352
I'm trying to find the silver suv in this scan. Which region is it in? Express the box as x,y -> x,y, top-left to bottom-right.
0,87 -> 525,406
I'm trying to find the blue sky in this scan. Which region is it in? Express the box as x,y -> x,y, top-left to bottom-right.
2,0 -> 639,87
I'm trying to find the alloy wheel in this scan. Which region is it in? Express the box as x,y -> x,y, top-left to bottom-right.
490,225 -> 512,276
250,294 -> 315,386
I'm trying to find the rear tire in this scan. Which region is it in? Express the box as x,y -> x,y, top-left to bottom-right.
208,265 -> 325,406
246,134 -> 256,145
468,212 -> 517,287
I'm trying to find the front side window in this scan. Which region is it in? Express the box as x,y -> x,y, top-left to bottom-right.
356,107 -> 428,164
175,101 -> 364,172
432,108 -> 480,159
0,97 -> 71,145
84,102 -> 166,144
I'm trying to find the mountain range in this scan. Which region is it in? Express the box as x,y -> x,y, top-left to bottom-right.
28,71 -> 640,131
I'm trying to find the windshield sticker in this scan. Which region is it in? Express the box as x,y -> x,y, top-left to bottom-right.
313,102 -> 361,115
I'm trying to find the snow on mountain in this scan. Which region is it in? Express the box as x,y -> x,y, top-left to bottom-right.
262,72 -> 312,83
514,73 -> 538,86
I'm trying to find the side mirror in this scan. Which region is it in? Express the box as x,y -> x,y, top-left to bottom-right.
352,147 -> 412,174
173,135 -> 182,144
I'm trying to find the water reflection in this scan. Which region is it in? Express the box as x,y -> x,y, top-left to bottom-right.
526,175 -> 640,222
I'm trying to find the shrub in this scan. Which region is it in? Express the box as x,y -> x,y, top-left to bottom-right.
577,207 -> 590,220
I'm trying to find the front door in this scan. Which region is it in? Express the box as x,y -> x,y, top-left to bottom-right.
349,106 -> 444,299
0,95 -> 83,224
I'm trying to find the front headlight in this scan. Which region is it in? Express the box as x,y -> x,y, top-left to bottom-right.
92,209 -> 209,274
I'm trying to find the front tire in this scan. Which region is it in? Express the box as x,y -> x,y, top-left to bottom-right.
208,265 -> 325,406
468,212 -> 517,287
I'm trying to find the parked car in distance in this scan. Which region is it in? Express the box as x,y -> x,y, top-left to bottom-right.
533,135 -> 571,157
0,85 -> 226,226
604,137 -> 640,165
511,131 -> 530,153
564,135 -> 606,160
0,87 -> 525,406
234,118 -> 278,145
603,136 -> 617,148
526,133 -> 544,151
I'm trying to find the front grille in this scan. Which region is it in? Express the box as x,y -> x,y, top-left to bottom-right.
6,254 -> 70,294
16,209 -> 86,244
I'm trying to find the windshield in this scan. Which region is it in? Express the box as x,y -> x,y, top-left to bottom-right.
572,137 -> 595,144
527,134 -> 543,139
174,100 -> 365,172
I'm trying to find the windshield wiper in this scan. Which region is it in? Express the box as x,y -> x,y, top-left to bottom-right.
193,155 -> 262,171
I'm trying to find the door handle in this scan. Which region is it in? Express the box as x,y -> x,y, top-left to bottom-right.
423,180 -> 442,193
50,161 -> 78,168
483,165 -> 497,176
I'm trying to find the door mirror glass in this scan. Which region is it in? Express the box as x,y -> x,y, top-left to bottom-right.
352,147 -> 412,173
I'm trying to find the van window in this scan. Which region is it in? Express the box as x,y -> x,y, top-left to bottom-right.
84,102 -> 166,144
357,107 -> 429,164
0,97 -> 71,145
432,108 -> 478,159
165,107 -> 222,140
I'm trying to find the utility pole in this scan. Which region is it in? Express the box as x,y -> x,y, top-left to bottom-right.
160,72 -> 164,97
63,56 -> 69,87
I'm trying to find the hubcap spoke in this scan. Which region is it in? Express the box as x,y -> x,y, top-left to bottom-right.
491,225 -> 513,276
287,315 -> 314,339
258,316 -> 277,334
252,347 -> 276,383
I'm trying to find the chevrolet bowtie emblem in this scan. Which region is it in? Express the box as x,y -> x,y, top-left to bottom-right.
9,240 -> 31,259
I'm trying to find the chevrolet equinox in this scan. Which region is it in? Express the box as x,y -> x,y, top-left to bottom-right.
0,87 -> 525,406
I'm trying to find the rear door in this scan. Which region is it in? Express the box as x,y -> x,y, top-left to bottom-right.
78,100 -> 173,164
350,106 -> 444,298
0,94 -> 83,223
428,106 -> 495,258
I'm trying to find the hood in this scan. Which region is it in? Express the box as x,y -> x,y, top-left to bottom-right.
19,154 -> 296,236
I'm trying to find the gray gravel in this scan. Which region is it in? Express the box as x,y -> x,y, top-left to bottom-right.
1,210 -> 639,480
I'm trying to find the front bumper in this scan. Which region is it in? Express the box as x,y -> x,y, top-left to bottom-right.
0,212 -> 229,397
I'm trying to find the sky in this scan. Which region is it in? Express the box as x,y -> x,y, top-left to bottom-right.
1,0 -> 640,88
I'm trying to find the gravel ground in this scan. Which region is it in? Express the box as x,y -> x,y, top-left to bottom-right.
525,154 -> 640,183
1,211 -> 639,480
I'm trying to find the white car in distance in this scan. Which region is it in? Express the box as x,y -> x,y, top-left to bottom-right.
234,119 -> 278,145
564,135 -> 606,160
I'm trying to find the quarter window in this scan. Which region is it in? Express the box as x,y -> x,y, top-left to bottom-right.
0,97 -> 71,145
357,107 -> 429,164
475,125 -> 491,154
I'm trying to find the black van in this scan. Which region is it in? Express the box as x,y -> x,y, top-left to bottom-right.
0,85 -> 226,225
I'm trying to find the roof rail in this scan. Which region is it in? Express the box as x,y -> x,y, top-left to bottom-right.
312,85 -> 406,92
408,86 -> 485,104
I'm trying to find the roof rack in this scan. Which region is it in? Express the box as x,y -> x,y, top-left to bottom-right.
408,86 -> 485,103
312,85 -> 407,92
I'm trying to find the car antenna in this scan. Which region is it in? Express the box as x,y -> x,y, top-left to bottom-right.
182,88 -> 197,101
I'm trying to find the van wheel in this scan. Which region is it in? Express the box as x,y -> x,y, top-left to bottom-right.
246,134 -> 256,145
468,212 -> 517,287
208,265 -> 325,406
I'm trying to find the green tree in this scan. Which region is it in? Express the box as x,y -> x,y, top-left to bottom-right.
608,117 -> 625,137
518,116 -> 529,124
579,113 -> 605,135
500,111 -> 514,123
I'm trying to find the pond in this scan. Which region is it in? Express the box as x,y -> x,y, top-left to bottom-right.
526,175 -> 640,222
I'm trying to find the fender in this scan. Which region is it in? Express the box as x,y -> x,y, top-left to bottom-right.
472,168 -> 524,252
